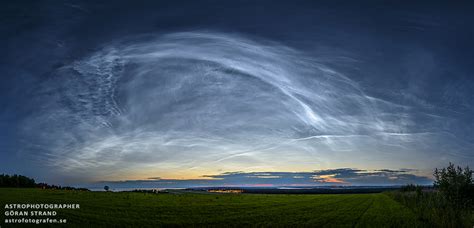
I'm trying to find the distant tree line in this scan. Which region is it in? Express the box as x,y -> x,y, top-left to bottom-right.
0,174 -> 89,191
0,174 -> 36,188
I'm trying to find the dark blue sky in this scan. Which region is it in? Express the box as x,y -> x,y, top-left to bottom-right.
1,0 -> 473,187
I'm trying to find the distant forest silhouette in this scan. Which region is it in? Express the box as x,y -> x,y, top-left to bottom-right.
0,174 -> 89,191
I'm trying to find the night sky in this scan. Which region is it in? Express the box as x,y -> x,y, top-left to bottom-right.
1,0 -> 473,188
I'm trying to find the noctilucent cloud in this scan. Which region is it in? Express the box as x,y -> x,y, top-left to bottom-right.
1,1 -> 473,187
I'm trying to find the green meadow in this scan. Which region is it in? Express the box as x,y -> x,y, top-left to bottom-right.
0,188 -> 429,227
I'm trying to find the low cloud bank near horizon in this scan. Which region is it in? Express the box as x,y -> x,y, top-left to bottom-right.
86,168 -> 432,189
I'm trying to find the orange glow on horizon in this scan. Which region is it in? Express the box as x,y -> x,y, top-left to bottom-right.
318,175 -> 346,183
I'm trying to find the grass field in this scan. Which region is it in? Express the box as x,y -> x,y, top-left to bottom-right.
0,188 -> 426,227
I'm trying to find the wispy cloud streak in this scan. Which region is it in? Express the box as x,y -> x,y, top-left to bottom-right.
20,31 -> 473,181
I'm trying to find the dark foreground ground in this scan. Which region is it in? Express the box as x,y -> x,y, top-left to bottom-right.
0,188 -> 425,227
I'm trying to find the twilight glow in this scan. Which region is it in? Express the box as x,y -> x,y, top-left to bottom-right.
1,1 -> 473,187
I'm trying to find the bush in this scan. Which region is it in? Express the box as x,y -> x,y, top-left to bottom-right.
434,163 -> 473,208
387,163 -> 474,227
386,190 -> 472,227
400,184 -> 422,193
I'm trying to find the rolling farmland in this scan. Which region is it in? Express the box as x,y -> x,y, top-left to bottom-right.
0,188 -> 424,227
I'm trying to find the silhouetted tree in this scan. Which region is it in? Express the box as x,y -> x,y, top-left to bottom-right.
104,185 -> 110,191
434,163 -> 473,208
